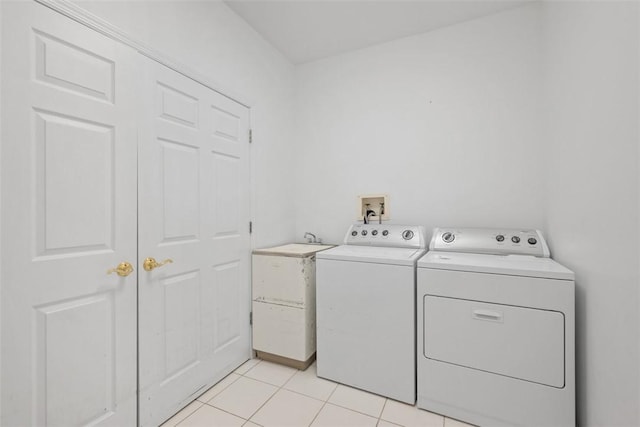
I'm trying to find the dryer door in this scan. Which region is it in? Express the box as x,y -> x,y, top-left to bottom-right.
424,295 -> 565,388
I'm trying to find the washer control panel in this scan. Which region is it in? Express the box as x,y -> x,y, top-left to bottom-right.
429,227 -> 550,257
344,224 -> 426,248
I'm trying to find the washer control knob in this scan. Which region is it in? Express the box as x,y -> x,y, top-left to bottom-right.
372,230 -> 378,236
351,231 -> 358,237
528,237 -> 537,245
361,230 -> 368,236
511,236 -> 521,243
402,230 -> 414,240
442,232 -> 455,243
496,234 -> 505,242
382,230 -> 389,236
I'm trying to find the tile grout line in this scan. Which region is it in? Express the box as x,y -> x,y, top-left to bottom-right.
281,363 -> 339,403
176,367 -> 249,426
321,384 -> 388,421
378,398 -> 389,425
202,401 -> 252,424
173,401 -> 205,427
209,359 -> 266,426
197,373 -> 241,404
307,400 -> 328,426
292,371 -> 390,423
169,359 -> 287,427
327,401 -> 387,421
276,365 -> 329,426
282,382 -> 336,403
190,359 -> 447,427
234,359 -> 275,424
242,361 -> 300,424
306,376 -> 341,426
237,361 -> 341,407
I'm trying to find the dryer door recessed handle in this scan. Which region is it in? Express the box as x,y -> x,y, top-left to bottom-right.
472,309 -> 503,322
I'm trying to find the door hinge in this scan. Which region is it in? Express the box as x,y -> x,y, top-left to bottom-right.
249,221 -> 253,234
249,129 -> 253,143
250,311 -> 253,325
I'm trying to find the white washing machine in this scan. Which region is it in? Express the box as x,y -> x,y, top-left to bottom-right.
417,228 -> 575,426
316,224 -> 426,404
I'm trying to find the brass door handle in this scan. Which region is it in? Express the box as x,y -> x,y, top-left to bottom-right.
107,262 -> 134,277
143,257 -> 173,272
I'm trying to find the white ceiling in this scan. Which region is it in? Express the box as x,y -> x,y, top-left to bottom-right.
224,0 -> 533,64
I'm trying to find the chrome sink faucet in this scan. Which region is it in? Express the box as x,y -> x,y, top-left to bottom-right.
304,232 -> 319,244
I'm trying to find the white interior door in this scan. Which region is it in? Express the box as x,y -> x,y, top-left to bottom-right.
137,57 -> 252,426
1,2 -> 138,426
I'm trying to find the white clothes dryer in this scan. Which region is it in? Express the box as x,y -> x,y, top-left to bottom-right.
417,228 -> 575,426
316,224 -> 426,404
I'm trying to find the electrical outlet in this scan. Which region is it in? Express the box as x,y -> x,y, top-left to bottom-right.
357,194 -> 389,221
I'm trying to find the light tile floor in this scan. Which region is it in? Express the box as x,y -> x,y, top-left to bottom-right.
161,359 -> 475,427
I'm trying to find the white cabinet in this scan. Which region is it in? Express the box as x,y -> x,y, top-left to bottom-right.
252,244 -> 333,369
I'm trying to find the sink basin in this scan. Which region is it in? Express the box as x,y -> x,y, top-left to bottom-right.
253,243 -> 334,257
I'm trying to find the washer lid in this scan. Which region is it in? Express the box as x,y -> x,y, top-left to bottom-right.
418,251 -> 574,280
317,245 -> 426,266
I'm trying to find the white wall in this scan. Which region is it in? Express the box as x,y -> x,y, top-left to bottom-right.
543,2 -> 640,426
295,2 -> 640,425
74,0 -> 297,248
294,4 -> 544,244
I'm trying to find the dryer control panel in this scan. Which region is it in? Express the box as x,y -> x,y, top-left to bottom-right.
344,224 -> 426,249
429,227 -> 550,257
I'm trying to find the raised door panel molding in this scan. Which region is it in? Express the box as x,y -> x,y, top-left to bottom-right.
161,271 -> 201,384
159,83 -> 199,128
35,0 -> 252,108
211,106 -> 240,141
213,261 -> 242,354
34,110 -> 114,258
159,139 -> 200,244
34,294 -> 115,426
34,29 -> 115,102
211,152 -> 240,238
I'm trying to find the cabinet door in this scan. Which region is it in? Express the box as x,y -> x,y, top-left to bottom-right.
137,57 -> 252,426
252,255 -> 311,305
1,2 -> 138,425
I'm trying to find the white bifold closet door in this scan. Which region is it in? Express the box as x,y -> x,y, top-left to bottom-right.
137,57 -> 252,427
1,2 -> 138,426
1,3 -> 252,426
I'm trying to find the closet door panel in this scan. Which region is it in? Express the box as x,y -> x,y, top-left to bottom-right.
138,58 -> 251,427
1,3 -> 137,426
